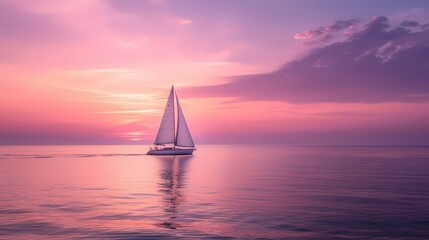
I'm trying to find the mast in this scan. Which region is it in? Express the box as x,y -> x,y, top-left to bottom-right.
175,88 -> 179,146
172,85 -> 176,147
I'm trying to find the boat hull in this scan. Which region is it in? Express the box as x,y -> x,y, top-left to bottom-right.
147,148 -> 195,155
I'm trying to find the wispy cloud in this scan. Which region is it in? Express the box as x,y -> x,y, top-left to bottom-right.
96,109 -> 161,115
66,68 -> 139,74
176,17 -> 193,25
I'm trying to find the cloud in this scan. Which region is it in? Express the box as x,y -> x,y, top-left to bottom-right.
294,29 -> 324,40
400,20 -> 420,28
176,17 -> 193,25
294,18 -> 359,46
183,16 -> 429,103
325,18 -> 360,31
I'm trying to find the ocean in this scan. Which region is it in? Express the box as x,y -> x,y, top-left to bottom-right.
0,145 -> 428,239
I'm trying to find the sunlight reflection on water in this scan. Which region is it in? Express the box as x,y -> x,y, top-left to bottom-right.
0,145 -> 429,239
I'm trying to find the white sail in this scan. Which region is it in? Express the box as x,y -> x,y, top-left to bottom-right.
175,94 -> 195,147
154,86 -> 175,144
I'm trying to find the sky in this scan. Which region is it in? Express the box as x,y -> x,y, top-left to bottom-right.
0,0 -> 428,145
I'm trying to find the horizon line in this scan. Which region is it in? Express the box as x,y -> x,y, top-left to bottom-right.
1,144 -> 428,147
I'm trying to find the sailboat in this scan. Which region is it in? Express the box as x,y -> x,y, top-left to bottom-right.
147,86 -> 196,155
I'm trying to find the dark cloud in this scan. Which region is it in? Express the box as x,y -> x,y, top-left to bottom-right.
325,19 -> 360,31
184,16 -> 429,103
400,20 -> 420,28
352,16 -> 410,40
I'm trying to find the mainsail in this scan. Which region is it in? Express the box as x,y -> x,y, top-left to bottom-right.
175,94 -> 195,147
154,86 -> 194,148
154,86 -> 175,144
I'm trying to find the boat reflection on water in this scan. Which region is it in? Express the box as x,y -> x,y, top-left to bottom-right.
155,155 -> 192,230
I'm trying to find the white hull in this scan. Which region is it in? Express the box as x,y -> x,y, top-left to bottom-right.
147,148 -> 194,155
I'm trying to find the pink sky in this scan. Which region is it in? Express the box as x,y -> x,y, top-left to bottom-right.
1,0 -> 429,145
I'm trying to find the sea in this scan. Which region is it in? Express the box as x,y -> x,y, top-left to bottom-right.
0,145 -> 428,239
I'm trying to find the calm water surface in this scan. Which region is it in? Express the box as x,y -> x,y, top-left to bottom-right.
0,145 -> 428,239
